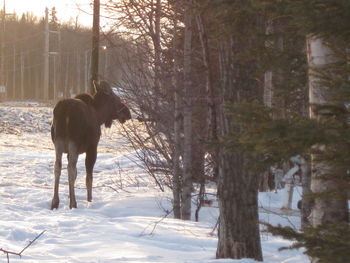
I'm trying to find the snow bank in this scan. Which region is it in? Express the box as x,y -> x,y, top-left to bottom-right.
0,103 -> 308,263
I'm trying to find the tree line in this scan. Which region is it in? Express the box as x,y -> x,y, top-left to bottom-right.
0,8 -> 125,101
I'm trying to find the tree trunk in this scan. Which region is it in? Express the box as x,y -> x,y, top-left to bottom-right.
193,140 -> 205,222
216,37 -> 263,261
216,150 -> 262,261
181,0 -> 193,220
196,12 -> 219,180
264,19 -> 285,116
172,6 -> 181,219
153,0 -> 161,97
91,0 -> 100,93
307,36 -> 349,228
299,156 -> 312,229
172,86 -> 182,219
263,19 -> 274,107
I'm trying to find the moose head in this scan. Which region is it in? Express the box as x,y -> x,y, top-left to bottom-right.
93,81 -> 132,127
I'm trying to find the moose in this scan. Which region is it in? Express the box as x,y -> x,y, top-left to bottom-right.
50,81 -> 131,209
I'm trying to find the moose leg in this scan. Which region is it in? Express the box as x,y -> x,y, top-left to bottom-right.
51,142 -> 63,210
85,148 -> 97,202
68,142 -> 79,209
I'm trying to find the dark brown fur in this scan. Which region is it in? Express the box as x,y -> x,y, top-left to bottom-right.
51,81 -> 131,209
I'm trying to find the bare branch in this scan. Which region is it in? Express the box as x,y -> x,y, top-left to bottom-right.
0,230 -> 46,263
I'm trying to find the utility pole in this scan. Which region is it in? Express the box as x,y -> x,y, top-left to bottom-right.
20,51 -> 24,100
1,0 -> 6,100
103,47 -> 108,79
64,54 -> 69,97
90,0 -> 100,93
76,50 -> 81,93
0,0 -> 14,100
84,50 -> 89,93
43,7 -> 61,101
43,7 -> 49,101
56,29 -> 61,100
53,55 -> 57,100
12,46 -> 15,99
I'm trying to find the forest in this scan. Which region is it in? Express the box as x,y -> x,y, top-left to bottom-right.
0,0 -> 349,262
0,6 -> 124,100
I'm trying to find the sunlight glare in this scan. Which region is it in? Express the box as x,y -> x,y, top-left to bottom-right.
5,0 -> 93,26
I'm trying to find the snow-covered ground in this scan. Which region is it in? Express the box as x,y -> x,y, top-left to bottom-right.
0,102 -> 309,263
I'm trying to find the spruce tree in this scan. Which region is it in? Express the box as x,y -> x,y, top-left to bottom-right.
224,1 -> 350,262
212,1 -> 264,260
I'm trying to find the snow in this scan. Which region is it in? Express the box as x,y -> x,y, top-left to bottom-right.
0,102 -> 309,263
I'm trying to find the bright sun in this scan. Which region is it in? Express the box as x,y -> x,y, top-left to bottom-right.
4,0 -> 93,26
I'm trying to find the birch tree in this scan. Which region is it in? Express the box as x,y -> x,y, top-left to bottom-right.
259,2 -> 350,261
306,36 -> 348,229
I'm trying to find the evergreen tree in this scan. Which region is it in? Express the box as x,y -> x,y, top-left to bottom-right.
211,1 -> 264,260
224,1 -> 350,262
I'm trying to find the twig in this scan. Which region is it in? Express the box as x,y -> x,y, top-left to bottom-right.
259,206 -> 299,230
210,218 -> 219,236
139,208 -> 173,236
18,230 -> 46,255
0,230 -> 46,263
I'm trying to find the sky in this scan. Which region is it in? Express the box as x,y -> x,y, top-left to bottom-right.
4,0 -> 95,27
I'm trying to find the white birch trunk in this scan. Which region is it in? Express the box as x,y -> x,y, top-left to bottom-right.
264,20 -> 274,107
281,165 -> 299,210
264,19 -> 284,115
306,36 -> 348,228
264,71 -> 273,107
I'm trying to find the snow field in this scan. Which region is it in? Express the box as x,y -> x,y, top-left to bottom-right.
0,104 -> 309,263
